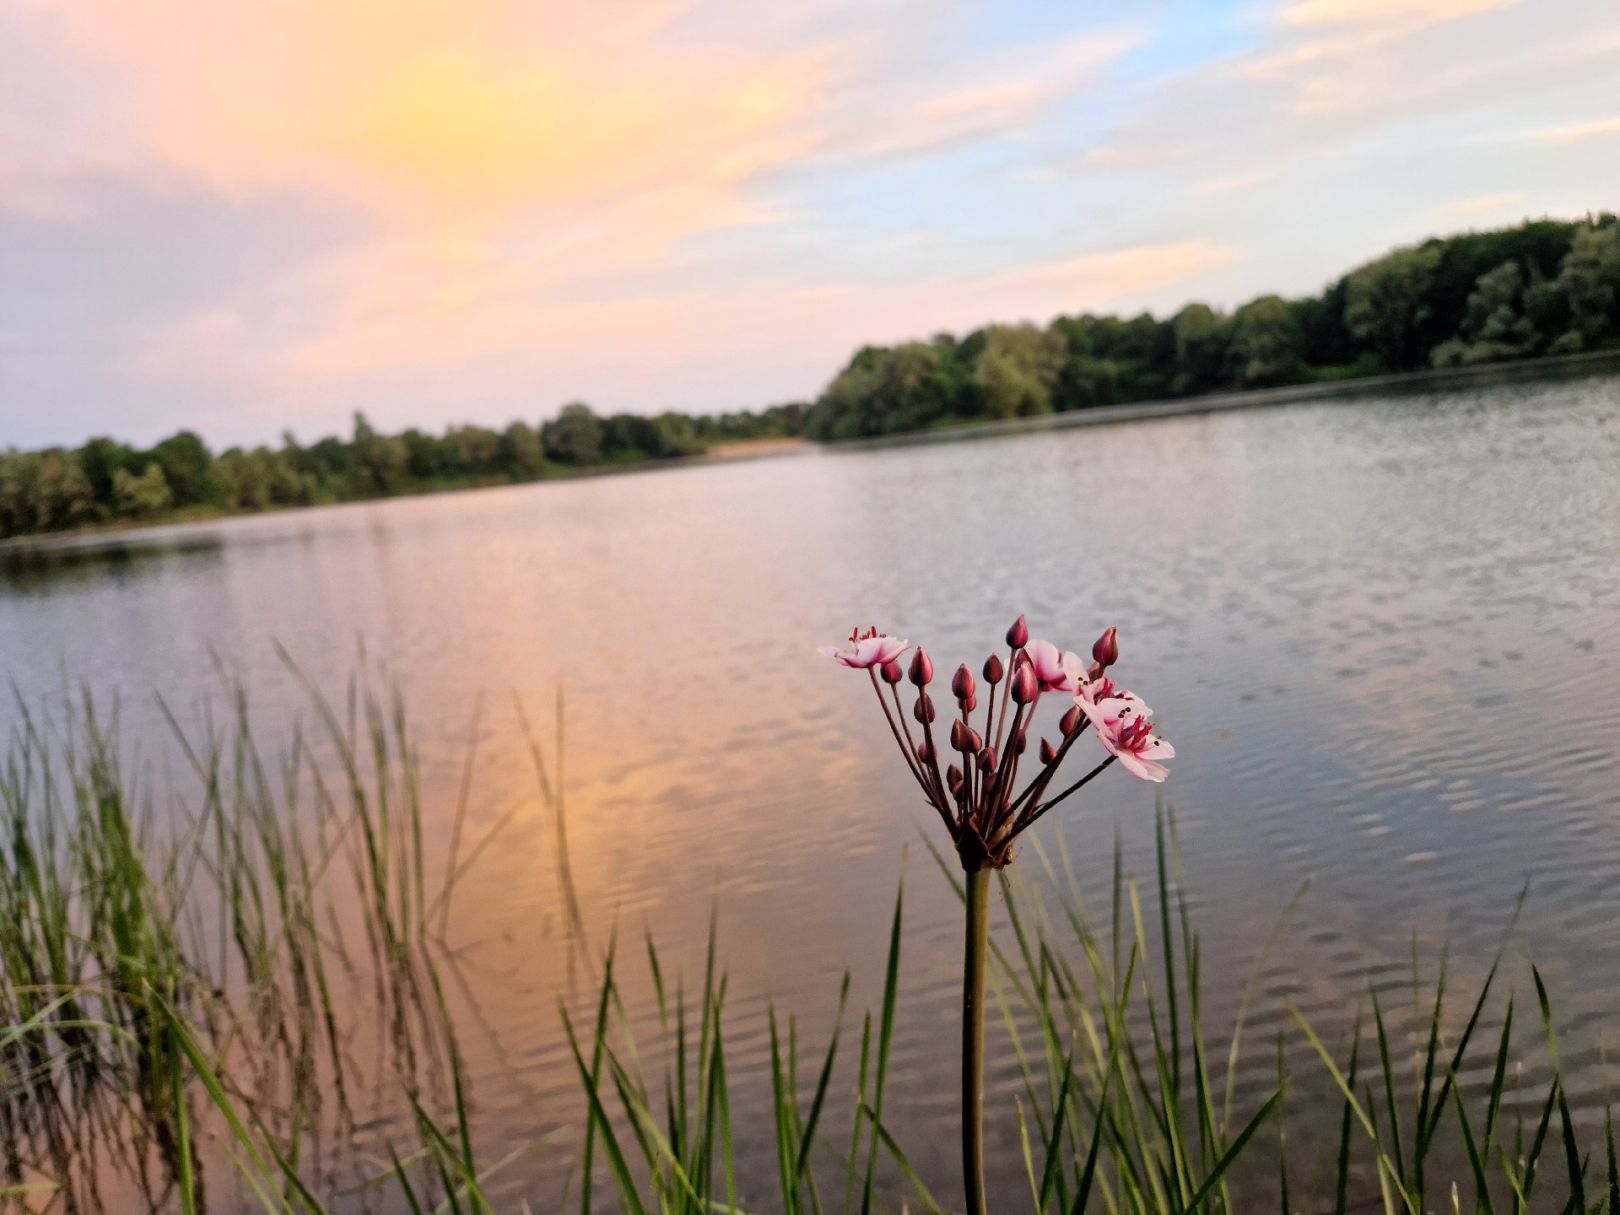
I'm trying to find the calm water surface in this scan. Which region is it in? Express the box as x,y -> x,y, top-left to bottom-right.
2,372 -> 1619,1210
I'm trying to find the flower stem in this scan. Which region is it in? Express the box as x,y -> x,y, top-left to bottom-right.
962,866 -> 991,1215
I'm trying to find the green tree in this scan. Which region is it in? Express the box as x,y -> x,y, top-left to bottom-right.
77,437 -> 138,508
449,425 -> 501,474
543,403 -> 604,465
212,447 -> 300,510
1345,244 -> 1443,370
650,412 -> 703,458
969,325 -> 1066,419
1225,295 -> 1306,387
498,421 -> 544,477
1169,304 -> 1228,394
1555,222 -> 1620,349
113,463 -> 174,518
0,452 -> 40,537
32,450 -> 96,531
806,349 -> 886,440
146,430 -> 213,506
302,436 -> 352,495
1293,279 -> 1357,371
1430,261 -> 1537,367
350,412 -> 408,495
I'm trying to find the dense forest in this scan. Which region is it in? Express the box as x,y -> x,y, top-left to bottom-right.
3,215 -> 1618,540
803,213 -> 1620,439
0,403 -> 804,540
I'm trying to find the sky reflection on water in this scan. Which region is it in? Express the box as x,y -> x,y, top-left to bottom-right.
2,372 -> 1618,1208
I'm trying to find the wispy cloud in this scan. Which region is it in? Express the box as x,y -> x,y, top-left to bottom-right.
1525,114 -> 1620,143
1278,0 -> 1513,28
1428,192 -> 1527,223
2,0 -> 1618,447
810,29 -> 1142,163
987,241 -> 1240,307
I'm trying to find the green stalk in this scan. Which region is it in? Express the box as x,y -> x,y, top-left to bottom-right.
963,866 -> 991,1215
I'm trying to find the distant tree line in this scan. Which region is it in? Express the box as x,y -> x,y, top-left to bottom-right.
0,403 -> 805,540
802,214 -> 1620,439
3,216 -> 1617,539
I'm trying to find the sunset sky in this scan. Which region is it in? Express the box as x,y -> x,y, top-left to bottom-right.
4,0 -> 1618,449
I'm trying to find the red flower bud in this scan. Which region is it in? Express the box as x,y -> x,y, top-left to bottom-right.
880,660 -> 903,685
1039,737 -> 1057,764
962,692 -> 977,712
1010,662 -> 1038,704
947,764 -> 965,793
983,654 -> 1004,684
908,646 -> 934,687
1006,614 -> 1029,648
1011,730 -> 1027,755
1091,626 -> 1119,671
969,728 -> 983,753
912,693 -> 936,724
951,665 -> 975,702
951,719 -> 973,752
1059,704 -> 1082,737
917,740 -> 935,763
976,746 -> 997,773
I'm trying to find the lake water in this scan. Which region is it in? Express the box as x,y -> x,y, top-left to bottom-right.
2,370 -> 1619,1210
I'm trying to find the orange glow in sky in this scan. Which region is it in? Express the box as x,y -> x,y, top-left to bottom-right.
3,0 -> 1617,445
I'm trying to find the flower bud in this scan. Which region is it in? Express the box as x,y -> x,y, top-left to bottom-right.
1039,737 -> 1057,764
983,654 -> 1004,684
1006,614 -> 1029,648
1059,704 -> 1083,737
969,728 -> 983,753
1091,626 -> 1119,671
951,719 -> 973,752
951,665 -> 975,703
1011,730 -> 1027,755
947,764 -> 965,794
1010,662 -> 1038,705
912,692 -> 936,724
908,646 -> 934,687
917,740 -> 935,763
976,746 -> 997,773
880,660 -> 903,685
962,692 -> 977,713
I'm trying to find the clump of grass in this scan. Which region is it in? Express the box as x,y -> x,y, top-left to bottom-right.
0,661 -> 514,1209
978,813 -> 1611,1214
1293,948 -> 1605,1215
3,672 -> 1615,1215
559,897 -> 895,1215
924,814 -> 1279,1215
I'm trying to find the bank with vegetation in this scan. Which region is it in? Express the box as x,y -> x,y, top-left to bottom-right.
4,214 -> 1617,541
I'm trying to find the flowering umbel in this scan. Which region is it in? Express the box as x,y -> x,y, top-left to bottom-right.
821,616 -> 1175,1215
822,617 -> 1173,872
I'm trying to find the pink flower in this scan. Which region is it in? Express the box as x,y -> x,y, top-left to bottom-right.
1089,697 -> 1174,782
1091,626 -> 1119,671
819,628 -> 909,669
1075,674 -> 1151,720
1024,640 -> 1082,693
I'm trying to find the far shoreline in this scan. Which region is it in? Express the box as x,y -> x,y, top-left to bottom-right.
829,346 -> 1620,452
0,434 -> 814,554
5,348 -> 1617,556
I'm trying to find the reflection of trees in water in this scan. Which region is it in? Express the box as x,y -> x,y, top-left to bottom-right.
0,535 -> 226,592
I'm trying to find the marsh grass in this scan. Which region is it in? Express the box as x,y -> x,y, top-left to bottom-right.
0,658 -> 528,1211
549,810 -> 1614,1215
0,677 -> 1613,1213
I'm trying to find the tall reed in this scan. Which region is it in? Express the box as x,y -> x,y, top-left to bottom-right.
0,662 -> 496,1208
2,673 -> 1614,1213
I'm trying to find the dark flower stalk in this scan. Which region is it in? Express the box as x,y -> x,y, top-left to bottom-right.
821,617 -> 1174,1215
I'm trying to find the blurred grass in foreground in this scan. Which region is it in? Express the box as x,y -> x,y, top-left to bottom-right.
0,676 -> 1610,1213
